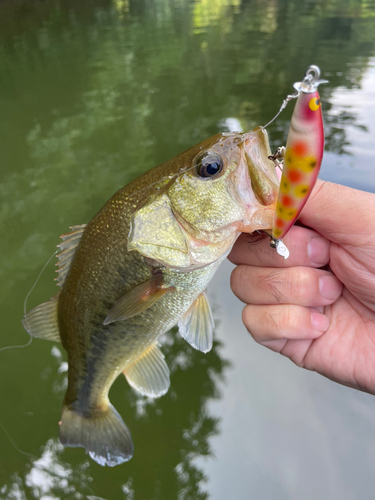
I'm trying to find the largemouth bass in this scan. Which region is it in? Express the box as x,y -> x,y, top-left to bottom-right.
23,127 -> 279,466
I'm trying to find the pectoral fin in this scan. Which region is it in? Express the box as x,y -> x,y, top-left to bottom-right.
103,275 -> 175,325
123,342 -> 170,398
178,291 -> 214,353
22,294 -> 60,342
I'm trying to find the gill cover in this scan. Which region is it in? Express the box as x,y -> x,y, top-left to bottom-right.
128,194 -> 190,267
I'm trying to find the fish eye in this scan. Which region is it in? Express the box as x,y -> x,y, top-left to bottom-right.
195,152 -> 224,178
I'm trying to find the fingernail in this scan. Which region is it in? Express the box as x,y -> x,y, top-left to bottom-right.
307,237 -> 329,266
311,310 -> 329,332
319,275 -> 342,300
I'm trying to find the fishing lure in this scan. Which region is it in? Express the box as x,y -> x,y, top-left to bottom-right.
268,65 -> 328,258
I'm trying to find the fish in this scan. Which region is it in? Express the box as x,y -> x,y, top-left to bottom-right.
22,126 -> 279,466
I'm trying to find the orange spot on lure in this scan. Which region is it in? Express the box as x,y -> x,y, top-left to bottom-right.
270,65 -> 328,258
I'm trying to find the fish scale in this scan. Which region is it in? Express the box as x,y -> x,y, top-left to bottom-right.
23,128 -> 280,466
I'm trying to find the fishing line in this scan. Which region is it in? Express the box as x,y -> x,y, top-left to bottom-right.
0,124 -> 277,351
262,90 -> 299,129
263,65 -> 327,129
123,128 -> 264,202
2,135 -> 246,347
0,331 -> 33,353
0,250 -> 61,463
0,250 -> 58,354
23,250 -> 58,317
0,418 -> 36,459
0,105 -> 287,464
141,69 -> 321,199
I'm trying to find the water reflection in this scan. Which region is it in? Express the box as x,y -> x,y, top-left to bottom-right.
1,0 -> 375,498
324,107 -> 368,155
1,333 -> 228,499
1,0 -> 375,304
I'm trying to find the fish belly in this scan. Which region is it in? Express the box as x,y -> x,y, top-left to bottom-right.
61,256 -> 223,411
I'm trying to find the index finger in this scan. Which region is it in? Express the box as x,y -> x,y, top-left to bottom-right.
299,180 -> 375,247
228,225 -> 331,268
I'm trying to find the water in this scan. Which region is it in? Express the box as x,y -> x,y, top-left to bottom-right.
1,0 -> 375,498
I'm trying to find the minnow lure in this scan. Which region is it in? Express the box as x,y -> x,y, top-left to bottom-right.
268,65 -> 328,258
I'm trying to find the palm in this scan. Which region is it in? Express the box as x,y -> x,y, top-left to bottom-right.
280,244 -> 375,394
230,182 -> 375,394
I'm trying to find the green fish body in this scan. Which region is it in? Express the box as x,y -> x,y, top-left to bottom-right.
23,128 -> 279,466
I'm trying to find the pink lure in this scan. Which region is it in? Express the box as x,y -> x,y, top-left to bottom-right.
272,88 -> 324,241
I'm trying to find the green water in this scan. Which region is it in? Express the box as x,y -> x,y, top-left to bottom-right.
1,1 -> 375,498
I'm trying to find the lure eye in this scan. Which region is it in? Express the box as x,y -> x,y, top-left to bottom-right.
309,97 -> 321,111
195,152 -> 224,178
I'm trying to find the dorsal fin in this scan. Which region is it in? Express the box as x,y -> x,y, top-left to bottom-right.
56,225 -> 86,287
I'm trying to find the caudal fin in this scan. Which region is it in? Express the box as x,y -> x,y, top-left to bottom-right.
59,404 -> 134,466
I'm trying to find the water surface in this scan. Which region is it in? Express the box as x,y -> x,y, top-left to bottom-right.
1,1 -> 375,498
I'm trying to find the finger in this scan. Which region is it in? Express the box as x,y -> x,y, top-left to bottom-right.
231,266 -> 342,307
228,225 -> 330,268
261,338 -> 315,368
300,180 -> 375,246
242,303 -> 329,343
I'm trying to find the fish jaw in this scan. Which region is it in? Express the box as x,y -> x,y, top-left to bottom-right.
229,128 -> 278,233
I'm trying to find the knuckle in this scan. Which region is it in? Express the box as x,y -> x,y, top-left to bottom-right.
291,267 -> 313,300
230,266 -> 242,296
242,304 -> 266,343
269,305 -> 303,337
269,306 -> 288,337
252,242 -> 272,266
257,270 -> 286,303
287,306 -> 307,332
230,265 -> 252,300
228,242 -> 242,265
242,305 -> 255,335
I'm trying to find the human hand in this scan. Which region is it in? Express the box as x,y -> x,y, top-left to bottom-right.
229,180 -> 375,394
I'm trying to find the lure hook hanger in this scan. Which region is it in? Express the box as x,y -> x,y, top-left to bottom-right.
293,64 -> 329,94
268,146 -> 285,171
263,65 -> 328,129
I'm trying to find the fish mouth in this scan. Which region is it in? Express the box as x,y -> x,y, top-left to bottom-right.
237,208 -> 275,234
244,150 -> 278,207
242,130 -> 278,208
234,128 -> 279,233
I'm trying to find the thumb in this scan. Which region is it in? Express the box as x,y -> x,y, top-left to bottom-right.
299,180 -> 375,246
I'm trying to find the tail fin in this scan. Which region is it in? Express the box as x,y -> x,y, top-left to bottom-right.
59,404 -> 134,466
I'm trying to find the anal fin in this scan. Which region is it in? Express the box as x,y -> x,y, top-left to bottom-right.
103,275 -> 175,325
123,342 -> 170,398
22,294 -> 60,342
178,291 -> 214,353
